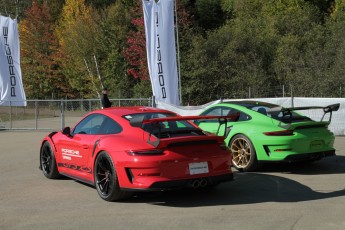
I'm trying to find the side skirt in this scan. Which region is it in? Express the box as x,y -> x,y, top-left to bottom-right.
60,172 -> 95,187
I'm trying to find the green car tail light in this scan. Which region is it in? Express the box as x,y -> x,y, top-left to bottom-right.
263,130 -> 294,136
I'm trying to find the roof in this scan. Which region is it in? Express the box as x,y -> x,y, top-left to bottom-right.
221,100 -> 278,108
91,106 -> 175,117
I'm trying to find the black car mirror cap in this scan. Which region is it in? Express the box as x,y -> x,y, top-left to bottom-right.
62,127 -> 71,136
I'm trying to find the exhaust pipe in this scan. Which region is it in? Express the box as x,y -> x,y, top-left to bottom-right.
191,179 -> 200,188
199,178 -> 208,188
191,178 -> 208,188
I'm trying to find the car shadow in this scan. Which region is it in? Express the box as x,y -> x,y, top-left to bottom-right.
255,155 -> 345,175
125,171 -> 345,207
52,155 -> 345,206
125,157 -> 345,207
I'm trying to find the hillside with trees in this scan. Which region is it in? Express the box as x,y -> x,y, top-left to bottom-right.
1,0 -> 345,104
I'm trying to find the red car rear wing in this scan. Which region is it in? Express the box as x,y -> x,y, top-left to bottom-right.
130,113 -> 240,147
141,114 -> 239,124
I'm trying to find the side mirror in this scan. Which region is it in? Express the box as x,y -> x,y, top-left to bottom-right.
62,127 -> 71,136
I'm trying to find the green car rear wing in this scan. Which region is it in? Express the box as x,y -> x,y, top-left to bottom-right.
267,103 -> 340,129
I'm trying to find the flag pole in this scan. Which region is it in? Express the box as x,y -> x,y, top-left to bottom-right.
174,0 -> 182,105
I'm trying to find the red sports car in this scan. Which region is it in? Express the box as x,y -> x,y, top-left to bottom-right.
39,106 -> 237,201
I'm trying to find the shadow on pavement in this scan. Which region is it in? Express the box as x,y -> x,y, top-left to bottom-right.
124,157 -> 345,207
125,172 -> 345,207
47,155 -> 345,207
256,155 -> 345,175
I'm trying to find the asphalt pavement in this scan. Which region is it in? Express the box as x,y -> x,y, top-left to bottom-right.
0,130 -> 344,230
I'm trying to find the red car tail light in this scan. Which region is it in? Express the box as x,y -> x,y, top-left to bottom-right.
127,149 -> 164,156
263,130 -> 294,136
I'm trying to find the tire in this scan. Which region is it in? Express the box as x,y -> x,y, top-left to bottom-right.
40,141 -> 61,179
229,134 -> 258,172
94,151 -> 132,201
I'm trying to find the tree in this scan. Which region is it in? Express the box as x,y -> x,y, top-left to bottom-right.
124,0 -> 193,99
0,0 -> 32,19
97,1 -> 137,98
55,0 -> 102,98
19,1 -> 66,99
123,1 -> 151,98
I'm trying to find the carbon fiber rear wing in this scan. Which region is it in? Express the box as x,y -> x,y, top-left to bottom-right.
267,103 -> 340,123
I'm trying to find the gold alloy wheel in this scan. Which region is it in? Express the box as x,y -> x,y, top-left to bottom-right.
230,137 -> 252,169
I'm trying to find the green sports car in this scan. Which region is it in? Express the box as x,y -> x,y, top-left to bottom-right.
196,100 -> 340,171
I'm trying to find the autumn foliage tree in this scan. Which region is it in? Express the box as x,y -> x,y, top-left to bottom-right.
15,0 -> 345,102
55,0 -> 102,98
19,1 -> 67,99
123,1 -> 152,98
124,0 -> 191,98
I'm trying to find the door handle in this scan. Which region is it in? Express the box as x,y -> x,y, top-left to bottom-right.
82,145 -> 89,149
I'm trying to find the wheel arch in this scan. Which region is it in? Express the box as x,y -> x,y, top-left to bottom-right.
226,128 -> 266,161
39,136 -> 57,170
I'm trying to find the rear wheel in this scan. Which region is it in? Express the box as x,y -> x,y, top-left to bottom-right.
229,134 -> 258,172
40,141 -> 60,179
94,151 -> 132,201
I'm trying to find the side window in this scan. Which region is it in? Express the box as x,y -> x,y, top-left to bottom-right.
252,106 -> 268,116
99,117 -> 122,134
230,109 -> 251,122
202,107 -> 220,116
73,114 -> 106,135
200,107 -> 232,123
202,107 -> 232,116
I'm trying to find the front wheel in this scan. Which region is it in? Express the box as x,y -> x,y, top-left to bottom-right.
40,141 -> 61,179
229,134 -> 258,172
94,151 -> 132,201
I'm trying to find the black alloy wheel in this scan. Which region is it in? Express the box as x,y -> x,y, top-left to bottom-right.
40,141 -> 60,179
94,151 -> 131,201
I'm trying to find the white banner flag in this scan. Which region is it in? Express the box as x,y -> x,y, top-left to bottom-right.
142,0 -> 180,106
0,16 -> 26,106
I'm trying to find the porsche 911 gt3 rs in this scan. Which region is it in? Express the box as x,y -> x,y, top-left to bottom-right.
40,106 -> 238,201
197,101 -> 339,172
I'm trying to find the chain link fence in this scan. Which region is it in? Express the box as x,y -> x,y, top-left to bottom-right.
0,98 -> 153,130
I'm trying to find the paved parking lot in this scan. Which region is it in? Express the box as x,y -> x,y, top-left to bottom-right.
0,130 -> 344,230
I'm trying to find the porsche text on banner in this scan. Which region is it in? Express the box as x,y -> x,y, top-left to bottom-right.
142,0 -> 180,106
0,16 -> 26,106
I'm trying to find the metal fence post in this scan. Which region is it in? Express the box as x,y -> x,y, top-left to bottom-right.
152,96 -> 156,107
283,85 -> 285,97
35,101 -> 38,129
290,86 -> 294,107
61,100 -> 65,129
9,101 -> 12,129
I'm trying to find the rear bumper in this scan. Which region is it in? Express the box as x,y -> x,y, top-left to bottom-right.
259,150 -> 336,163
122,173 -> 234,192
283,150 -> 336,162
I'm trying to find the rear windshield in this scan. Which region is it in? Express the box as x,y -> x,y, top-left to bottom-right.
233,101 -> 313,123
123,112 -> 205,137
